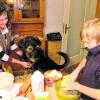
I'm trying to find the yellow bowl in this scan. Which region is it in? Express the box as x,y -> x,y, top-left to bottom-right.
55,80 -> 80,100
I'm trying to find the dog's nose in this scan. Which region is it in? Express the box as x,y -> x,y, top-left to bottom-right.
29,48 -> 33,50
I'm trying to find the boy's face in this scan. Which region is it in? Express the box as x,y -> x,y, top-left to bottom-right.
83,36 -> 98,49
0,12 -> 8,31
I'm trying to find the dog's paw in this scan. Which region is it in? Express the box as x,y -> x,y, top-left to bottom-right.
29,58 -> 35,63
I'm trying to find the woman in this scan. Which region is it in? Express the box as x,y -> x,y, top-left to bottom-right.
0,3 -> 31,69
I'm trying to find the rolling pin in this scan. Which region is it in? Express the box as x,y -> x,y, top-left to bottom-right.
17,76 -> 31,96
26,91 -> 35,100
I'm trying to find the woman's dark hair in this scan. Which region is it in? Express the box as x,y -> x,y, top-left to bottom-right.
0,2 -> 7,15
0,1 -> 11,28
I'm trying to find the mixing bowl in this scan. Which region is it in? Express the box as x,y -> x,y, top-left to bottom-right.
55,79 -> 80,100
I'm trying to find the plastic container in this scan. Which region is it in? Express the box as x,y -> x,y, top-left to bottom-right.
31,70 -> 44,97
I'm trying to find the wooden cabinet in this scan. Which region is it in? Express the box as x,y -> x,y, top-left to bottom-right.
47,41 -> 61,64
5,0 -> 45,75
7,0 -> 45,49
96,0 -> 100,17
9,0 -> 45,23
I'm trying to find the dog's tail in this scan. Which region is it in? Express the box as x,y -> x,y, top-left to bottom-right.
56,52 -> 69,70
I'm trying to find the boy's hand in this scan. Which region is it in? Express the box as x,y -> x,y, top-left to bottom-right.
45,78 -> 56,87
61,74 -> 79,91
62,81 -> 78,91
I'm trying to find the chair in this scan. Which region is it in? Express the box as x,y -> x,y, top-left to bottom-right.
1,63 -> 13,73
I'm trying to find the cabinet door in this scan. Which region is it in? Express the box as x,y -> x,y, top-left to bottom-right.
6,1 -> 14,21
96,0 -> 100,17
9,0 -> 44,23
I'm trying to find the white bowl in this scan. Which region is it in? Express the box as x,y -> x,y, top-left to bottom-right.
44,70 -> 62,81
0,72 -> 14,89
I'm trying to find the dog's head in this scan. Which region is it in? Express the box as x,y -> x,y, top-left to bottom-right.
18,36 -> 41,63
18,36 -> 41,53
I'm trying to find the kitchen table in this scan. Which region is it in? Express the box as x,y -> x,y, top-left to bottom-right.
14,72 -> 60,100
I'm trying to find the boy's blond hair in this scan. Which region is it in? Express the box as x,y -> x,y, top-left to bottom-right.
81,18 -> 100,43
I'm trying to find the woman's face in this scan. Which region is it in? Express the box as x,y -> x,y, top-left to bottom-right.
0,12 -> 8,31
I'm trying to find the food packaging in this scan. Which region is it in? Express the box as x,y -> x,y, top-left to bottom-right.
31,70 -> 44,97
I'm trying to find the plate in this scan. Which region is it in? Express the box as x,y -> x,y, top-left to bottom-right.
44,70 -> 62,81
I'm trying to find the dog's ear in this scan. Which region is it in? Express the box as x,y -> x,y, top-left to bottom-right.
18,38 -> 26,51
18,36 -> 41,50
32,37 -> 41,47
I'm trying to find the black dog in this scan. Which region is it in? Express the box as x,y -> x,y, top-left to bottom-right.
18,36 -> 69,73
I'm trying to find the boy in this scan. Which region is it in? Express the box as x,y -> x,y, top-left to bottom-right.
63,18 -> 100,100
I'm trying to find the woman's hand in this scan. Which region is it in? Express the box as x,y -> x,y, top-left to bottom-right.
16,50 -> 23,56
20,61 -> 32,68
11,58 -> 32,68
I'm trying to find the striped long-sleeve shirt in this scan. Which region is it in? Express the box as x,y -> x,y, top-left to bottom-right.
0,27 -> 19,62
